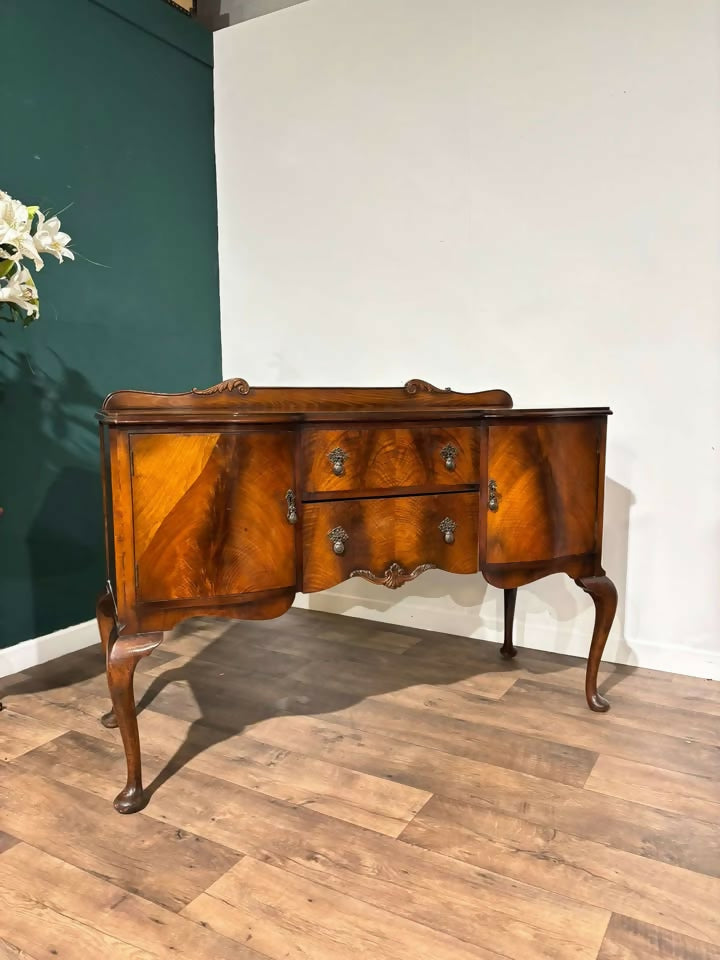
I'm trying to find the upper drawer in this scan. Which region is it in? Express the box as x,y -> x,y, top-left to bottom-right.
301,425 -> 479,494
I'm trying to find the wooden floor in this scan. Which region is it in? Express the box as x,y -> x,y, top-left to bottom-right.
0,609 -> 719,960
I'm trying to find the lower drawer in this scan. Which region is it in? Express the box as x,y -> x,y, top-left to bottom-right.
302,492 -> 479,593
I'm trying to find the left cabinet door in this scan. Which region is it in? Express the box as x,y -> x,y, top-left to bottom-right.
130,431 -> 296,602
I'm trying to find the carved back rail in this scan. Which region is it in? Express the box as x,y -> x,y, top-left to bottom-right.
102,379 -> 514,413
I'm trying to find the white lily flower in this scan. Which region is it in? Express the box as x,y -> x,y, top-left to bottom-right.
0,193 -> 43,269
0,267 -> 40,319
1,187 -> 74,324
33,211 -> 74,264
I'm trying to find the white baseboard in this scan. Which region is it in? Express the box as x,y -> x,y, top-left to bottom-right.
0,620 -> 98,680
294,591 -> 720,682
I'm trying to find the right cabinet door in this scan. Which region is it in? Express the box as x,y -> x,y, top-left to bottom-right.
486,419 -> 602,565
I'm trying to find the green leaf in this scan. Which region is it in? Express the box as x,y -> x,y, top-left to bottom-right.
0,259 -> 15,278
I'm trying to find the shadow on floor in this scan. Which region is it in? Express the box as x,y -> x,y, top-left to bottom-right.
1,607 -> 626,803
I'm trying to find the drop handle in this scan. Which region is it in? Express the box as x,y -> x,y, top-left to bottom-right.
488,479 -> 499,512
440,443 -> 458,472
285,490 -> 298,524
439,517 -> 456,544
327,447 -> 349,477
327,526 -> 349,555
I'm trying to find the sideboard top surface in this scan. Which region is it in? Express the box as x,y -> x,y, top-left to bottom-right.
98,379 -> 611,425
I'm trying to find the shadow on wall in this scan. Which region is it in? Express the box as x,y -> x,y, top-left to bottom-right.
306,477 -> 634,668
0,339 -> 103,644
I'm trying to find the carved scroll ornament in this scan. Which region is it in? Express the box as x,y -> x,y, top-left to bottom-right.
192,378 -> 250,396
404,379 -> 453,394
349,562 -> 437,589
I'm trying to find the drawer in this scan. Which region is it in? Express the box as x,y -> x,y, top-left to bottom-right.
302,492 -> 479,593
301,425 -> 479,494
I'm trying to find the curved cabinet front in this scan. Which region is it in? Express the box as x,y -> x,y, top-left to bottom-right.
130,430 -> 297,602
302,492 -> 479,592
485,419 -> 602,565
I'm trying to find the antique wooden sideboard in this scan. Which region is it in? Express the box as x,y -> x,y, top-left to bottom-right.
96,379 -> 617,814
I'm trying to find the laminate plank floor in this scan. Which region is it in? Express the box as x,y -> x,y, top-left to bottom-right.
1,608 -> 718,960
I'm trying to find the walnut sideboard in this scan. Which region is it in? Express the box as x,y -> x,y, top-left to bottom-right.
96,379 -> 617,814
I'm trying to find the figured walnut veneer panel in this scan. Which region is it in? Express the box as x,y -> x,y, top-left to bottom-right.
302,492 -> 479,593
131,432 -> 296,602
486,420 -> 601,565
301,426 -> 479,494
131,433 -> 219,561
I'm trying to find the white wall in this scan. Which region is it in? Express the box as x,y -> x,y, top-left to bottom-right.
214,0 -> 720,678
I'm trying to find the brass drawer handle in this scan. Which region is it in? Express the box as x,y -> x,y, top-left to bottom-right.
327,447 -> 349,477
440,443 -> 457,472
328,526 -> 349,555
285,490 -> 298,525
439,517 -> 456,544
488,479 -> 499,512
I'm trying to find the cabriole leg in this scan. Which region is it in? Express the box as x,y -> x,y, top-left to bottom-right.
501,587 -> 517,659
575,575 -> 618,712
96,590 -> 119,729
107,632 -> 163,814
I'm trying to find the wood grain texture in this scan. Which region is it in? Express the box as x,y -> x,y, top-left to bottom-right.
0,938 -> 39,960
483,554 -> 598,588
131,430 -> 296,602
585,755 -> 720,825
183,855 -> 502,960
301,425 -> 479,493
597,914 -> 720,960
103,381 -> 514,413
287,651 -> 518,701
431,678 -> 720,780
135,590 -> 296,633
244,710 -> 719,877
0,843 -> 260,960
401,795 -> 720,944
317,697 -> 598,787
0,765 -> 240,913
302,492 -> 479,592
0,708 -> 64,762
1,610 -> 718,959
486,419 -> 601,564
18,727 -> 431,840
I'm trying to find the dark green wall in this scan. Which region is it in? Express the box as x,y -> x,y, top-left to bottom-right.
0,0 -> 221,648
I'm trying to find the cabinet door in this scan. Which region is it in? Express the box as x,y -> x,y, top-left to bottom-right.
131,431 -> 296,602
486,420 -> 600,565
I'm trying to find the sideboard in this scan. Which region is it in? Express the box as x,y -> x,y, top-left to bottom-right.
96,379 -> 617,814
